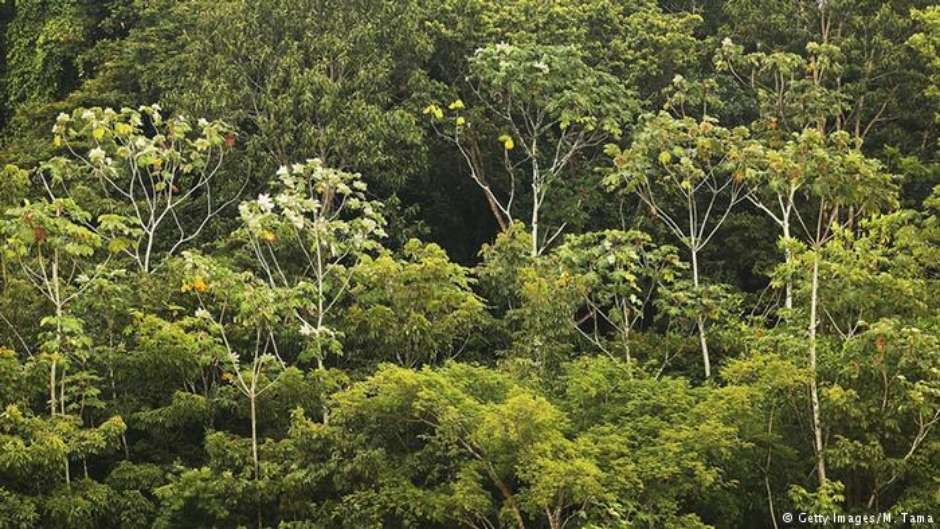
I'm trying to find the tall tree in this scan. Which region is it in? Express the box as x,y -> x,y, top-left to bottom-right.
237,160 -> 386,371
1,185 -> 130,487
180,251 -> 288,528
429,43 -> 634,256
50,105 -> 238,273
773,129 -> 898,485
605,112 -> 752,377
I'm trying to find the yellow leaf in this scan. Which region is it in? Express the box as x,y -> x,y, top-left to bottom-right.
498,134 -> 514,150
456,116 -> 466,126
422,104 -> 444,120
448,99 -> 465,110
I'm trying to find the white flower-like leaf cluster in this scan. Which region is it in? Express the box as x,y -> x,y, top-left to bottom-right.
257,193 -> 274,213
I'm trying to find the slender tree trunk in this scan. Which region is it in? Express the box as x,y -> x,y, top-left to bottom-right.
60,365 -> 67,415
468,140 -> 509,232
546,506 -> 563,529
315,230 -> 327,374
808,251 -> 827,484
621,302 -> 632,363
314,228 -> 330,420
50,248 -> 71,488
250,391 -> 262,529
250,392 -> 259,480
696,316 -> 710,378
50,251 -> 61,416
63,455 -> 71,490
691,247 -> 710,378
143,230 -> 155,273
49,356 -> 57,416
782,213 -> 793,311
485,192 -> 509,232
765,408 -> 779,529
530,137 -> 541,258
122,432 -> 130,460
530,182 -> 539,258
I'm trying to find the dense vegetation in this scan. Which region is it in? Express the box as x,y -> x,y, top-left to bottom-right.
0,1 -> 938,528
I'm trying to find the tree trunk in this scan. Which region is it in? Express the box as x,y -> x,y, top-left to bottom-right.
49,357 -> 57,416
469,140 -> 509,232
143,230 -> 155,273
250,392 -> 259,480
621,302 -> 632,363
697,316 -> 710,378
691,247 -> 710,378
546,506 -> 563,529
782,214 -> 793,311
250,391 -> 263,529
808,251 -> 827,484
63,455 -> 71,490
530,182 -> 539,258
50,252 -> 61,416
765,408 -> 779,529
60,365 -> 67,415
492,476 -> 526,529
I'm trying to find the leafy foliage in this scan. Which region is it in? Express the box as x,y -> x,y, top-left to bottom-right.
0,3 -> 938,529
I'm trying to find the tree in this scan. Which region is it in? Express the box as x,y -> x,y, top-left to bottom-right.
429,43 -> 634,256
342,239 -> 487,368
554,230 -> 683,364
306,358 -> 744,529
418,0 -> 704,259
179,251 -> 288,527
771,129 -> 898,486
475,221 -> 534,314
0,400 -> 126,522
605,112 -> 752,377
237,159 -> 386,371
721,340 -> 813,529
49,105 -> 238,273
505,258 -> 586,377
0,1 -> 132,125
819,210 -> 939,510
1,191 -> 129,420
0,4 -> 939,529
